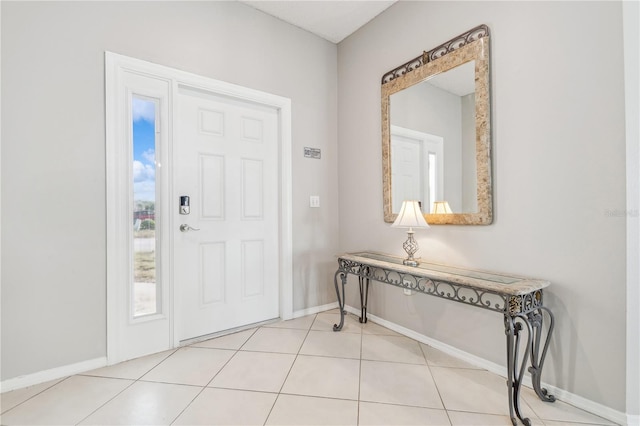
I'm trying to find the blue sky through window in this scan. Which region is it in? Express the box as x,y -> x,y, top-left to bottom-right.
132,97 -> 156,203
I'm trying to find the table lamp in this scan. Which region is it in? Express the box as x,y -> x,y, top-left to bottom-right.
391,200 -> 430,266
432,201 -> 453,214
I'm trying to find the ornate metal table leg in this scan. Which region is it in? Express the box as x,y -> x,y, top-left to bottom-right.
333,270 -> 347,331
358,266 -> 370,323
528,307 -> 556,402
505,314 -> 533,426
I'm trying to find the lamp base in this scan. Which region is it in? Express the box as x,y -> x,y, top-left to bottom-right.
403,259 -> 419,267
401,230 -> 420,267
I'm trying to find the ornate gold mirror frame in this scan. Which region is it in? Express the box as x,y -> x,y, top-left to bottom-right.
382,25 -> 492,225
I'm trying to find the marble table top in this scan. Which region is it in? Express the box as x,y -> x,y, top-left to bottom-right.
339,252 -> 550,296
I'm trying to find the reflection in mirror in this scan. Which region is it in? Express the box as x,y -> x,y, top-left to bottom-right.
390,125 -> 443,213
390,60 -> 477,214
382,25 -> 492,225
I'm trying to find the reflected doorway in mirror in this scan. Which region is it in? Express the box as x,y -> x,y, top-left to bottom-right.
390,125 -> 443,214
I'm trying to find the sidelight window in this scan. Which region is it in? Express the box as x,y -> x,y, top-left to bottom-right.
132,96 -> 159,317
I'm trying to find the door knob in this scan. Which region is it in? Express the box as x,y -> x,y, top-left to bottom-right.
179,224 -> 200,232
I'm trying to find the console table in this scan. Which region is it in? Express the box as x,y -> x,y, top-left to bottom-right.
332,252 -> 555,426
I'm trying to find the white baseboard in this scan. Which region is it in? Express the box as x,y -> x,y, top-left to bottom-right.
292,301 -> 338,319
1,357 -> 107,393
344,306 -> 629,426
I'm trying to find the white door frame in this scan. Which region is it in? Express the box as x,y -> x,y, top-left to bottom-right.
106,52 -> 293,363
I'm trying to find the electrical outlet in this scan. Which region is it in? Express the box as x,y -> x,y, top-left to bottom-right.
403,288 -> 413,296
310,195 -> 320,208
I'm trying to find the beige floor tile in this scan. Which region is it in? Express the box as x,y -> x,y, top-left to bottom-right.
209,351 -> 296,392
362,334 -> 426,364
281,355 -> 360,400
190,329 -> 257,350
173,388 -> 277,425
430,367 -> 536,418
0,378 -> 64,414
448,410 -> 515,425
83,350 -> 176,380
421,344 -> 482,369
265,394 -> 358,425
263,314 -> 316,330
141,347 -> 234,386
359,401 -> 451,425
542,420 -> 613,426
0,376 -> 132,425
521,388 -> 615,425
312,312 -> 363,333
79,381 -> 201,425
299,330 -> 362,359
240,327 -> 308,354
0,308 -> 612,426
360,360 -> 443,409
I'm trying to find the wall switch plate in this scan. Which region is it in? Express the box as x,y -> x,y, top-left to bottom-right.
310,195 -> 320,208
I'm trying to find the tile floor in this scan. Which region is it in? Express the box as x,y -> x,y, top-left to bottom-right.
1,310 -> 616,426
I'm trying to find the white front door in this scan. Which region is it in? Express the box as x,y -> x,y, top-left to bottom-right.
174,85 -> 280,341
391,135 -> 424,212
107,53 -> 292,364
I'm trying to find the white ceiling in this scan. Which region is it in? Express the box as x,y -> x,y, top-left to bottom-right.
239,1 -> 397,44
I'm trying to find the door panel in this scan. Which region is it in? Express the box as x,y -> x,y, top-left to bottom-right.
200,242 -> 226,305
391,136 -> 424,212
200,155 -> 225,219
241,240 -> 264,298
242,159 -> 264,218
175,86 -> 280,341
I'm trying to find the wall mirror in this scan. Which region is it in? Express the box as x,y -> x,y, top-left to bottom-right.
382,25 -> 492,225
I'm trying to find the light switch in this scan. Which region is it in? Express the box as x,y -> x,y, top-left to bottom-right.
310,195 -> 320,208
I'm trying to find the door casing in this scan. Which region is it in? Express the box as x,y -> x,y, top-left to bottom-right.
105,52 -> 293,364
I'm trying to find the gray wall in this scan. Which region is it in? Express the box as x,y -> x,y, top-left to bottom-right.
1,1 -> 339,380
338,1 -> 626,411
623,1 -> 640,417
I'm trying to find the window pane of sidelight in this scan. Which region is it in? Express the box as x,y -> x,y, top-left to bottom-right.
132,96 -> 159,317
428,152 -> 437,211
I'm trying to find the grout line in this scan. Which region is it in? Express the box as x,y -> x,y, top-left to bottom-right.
0,376 -> 70,416
276,391 -> 359,402
261,314 -> 318,425
234,327 -> 259,352
73,376 -> 137,425
420,342 -> 452,425
169,384 -> 207,425
169,343 -> 243,425
78,348 -> 185,425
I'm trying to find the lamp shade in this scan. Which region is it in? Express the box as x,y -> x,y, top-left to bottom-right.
432,201 -> 453,214
392,200 -> 430,229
